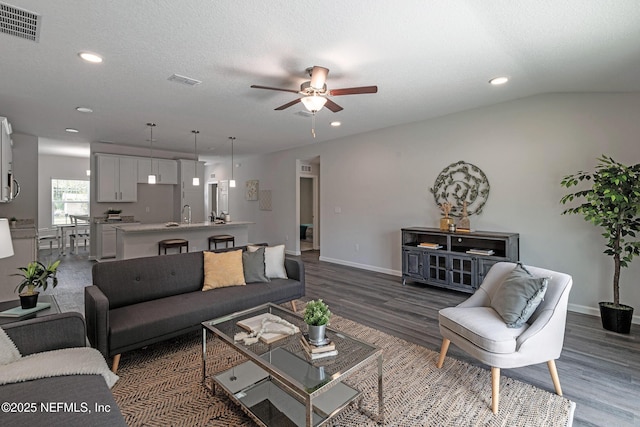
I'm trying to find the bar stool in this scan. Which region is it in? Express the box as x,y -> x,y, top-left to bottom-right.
208,234 -> 235,250
158,238 -> 189,255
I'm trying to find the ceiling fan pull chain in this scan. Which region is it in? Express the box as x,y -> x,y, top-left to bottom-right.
311,112 -> 316,138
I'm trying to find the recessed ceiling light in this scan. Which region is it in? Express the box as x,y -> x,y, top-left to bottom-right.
330,121 -> 341,127
78,52 -> 103,63
65,128 -> 79,133
489,76 -> 509,85
76,107 -> 93,113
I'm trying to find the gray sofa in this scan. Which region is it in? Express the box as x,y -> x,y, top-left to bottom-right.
0,313 -> 126,427
85,249 -> 305,371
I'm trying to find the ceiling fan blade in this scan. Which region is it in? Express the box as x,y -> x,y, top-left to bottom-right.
310,66 -> 329,90
324,99 -> 343,113
275,98 -> 302,110
251,85 -> 299,94
329,86 -> 378,96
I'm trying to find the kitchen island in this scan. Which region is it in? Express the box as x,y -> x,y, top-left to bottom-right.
114,221 -> 253,260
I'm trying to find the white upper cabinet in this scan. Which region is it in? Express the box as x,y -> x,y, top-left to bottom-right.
137,158 -> 178,184
96,154 -> 138,202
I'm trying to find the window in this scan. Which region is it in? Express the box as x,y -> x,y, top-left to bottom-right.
51,179 -> 90,225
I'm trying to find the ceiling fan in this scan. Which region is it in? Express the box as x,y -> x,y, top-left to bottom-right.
250,66 -> 378,113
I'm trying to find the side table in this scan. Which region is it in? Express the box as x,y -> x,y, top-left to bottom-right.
0,295 -> 61,326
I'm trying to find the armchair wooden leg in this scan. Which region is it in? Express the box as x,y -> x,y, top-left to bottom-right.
436,338 -> 450,368
491,367 -> 500,414
111,354 -> 121,374
290,300 -> 297,312
547,360 -> 563,396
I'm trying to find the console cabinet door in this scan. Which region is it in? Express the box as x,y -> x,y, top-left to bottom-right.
425,252 -> 449,286
449,254 -> 476,291
402,248 -> 424,280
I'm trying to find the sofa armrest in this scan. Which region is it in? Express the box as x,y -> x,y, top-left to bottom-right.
285,257 -> 305,289
3,312 -> 86,356
84,285 -> 110,358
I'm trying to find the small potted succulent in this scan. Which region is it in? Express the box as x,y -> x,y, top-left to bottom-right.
13,260 -> 60,309
303,299 -> 331,345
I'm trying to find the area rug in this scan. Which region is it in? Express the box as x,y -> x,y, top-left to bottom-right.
111,308 -> 575,426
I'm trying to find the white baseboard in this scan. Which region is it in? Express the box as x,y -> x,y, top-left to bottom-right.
569,302 -> 640,325
318,257 -> 640,325
318,256 -> 401,277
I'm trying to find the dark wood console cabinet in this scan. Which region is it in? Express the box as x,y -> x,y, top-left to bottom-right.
402,227 -> 519,293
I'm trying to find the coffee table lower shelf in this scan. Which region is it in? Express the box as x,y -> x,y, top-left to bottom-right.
210,359 -> 361,427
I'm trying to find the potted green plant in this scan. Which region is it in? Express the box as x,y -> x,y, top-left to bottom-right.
560,155 -> 640,333
13,260 -> 60,309
303,299 -> 332,345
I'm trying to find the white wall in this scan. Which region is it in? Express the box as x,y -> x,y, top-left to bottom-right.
228,93 -> 640,322
37,154 -> 90,230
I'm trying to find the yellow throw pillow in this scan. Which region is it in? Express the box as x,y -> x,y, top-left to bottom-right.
202,250 -> 246,291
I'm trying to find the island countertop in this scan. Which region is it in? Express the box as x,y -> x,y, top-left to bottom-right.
114,221 -> 253,233
114,221 -> 253,259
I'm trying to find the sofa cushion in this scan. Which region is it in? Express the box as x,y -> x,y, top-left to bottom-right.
92,251 -> 205,309
202,250 -> 246,291
439,306 -> 528,354
108,280 -> 302,353
248,244 -> 288,279
490,263 -> 549,328
243,246 -> 269,283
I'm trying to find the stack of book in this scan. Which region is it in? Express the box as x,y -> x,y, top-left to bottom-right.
300,336 -> 338,360
466,248 -> 495,256
418,242 -> 442,249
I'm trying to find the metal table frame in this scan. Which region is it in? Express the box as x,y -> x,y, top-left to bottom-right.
201,303 -> 384,426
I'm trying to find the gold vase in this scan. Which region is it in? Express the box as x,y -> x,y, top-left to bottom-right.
439,217 -> 454,231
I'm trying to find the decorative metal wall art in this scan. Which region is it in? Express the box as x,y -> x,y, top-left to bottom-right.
430,160 -> 490,217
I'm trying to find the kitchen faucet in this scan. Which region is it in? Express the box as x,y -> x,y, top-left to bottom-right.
182,204 -> 192,224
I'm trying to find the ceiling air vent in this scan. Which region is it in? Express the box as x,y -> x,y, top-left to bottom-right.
168,73 -> 202,86
0,2 -> 41,42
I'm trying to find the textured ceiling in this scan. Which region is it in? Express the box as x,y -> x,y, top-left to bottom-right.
1,0 -> 640,159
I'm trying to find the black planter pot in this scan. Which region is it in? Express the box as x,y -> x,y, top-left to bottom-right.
599,302 -> 634,334
19,292 -> 39,309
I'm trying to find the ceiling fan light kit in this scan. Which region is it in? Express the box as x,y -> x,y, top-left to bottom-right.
301,95 -> 327,112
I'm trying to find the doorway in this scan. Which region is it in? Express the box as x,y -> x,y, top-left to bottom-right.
297,158 -> 319,253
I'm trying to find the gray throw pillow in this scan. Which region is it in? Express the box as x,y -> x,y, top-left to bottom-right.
242,247 -> 270,283
491,263 -> 549,328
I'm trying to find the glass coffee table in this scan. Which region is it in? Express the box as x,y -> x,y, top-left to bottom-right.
202,303 -> 383,427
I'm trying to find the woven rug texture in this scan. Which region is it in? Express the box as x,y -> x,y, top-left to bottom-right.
111,307 -> 575,426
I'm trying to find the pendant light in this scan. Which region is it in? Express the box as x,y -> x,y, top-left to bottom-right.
229,136 -> 236,188
147,123 -> 157,184
191,130 -> 200,186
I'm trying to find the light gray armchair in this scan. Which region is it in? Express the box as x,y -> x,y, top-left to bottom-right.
436,262 -> 573,413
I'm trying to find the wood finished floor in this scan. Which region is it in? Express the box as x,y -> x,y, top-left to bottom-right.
47,249 -> 639,427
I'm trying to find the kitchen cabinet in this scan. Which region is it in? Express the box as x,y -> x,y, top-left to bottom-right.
96,154 -> 138,202
401,227 -> 519,293
174,159 -> 205,222
137,158 -> 178,184
97,222 -> 139,260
